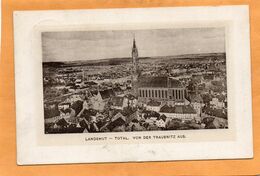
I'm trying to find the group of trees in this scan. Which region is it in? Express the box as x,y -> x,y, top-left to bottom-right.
44,104 -> 60,119
166,119 -> 201,130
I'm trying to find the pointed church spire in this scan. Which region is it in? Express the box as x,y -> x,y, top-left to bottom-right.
131,34 -> 139,97
132,35 -> 138,57
133,38 -> 136,48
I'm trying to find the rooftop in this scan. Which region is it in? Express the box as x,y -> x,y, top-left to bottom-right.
147,100 -> 161,106
111,97 -> 124,107
99,89 -> 115,100
160,104 -> 196,114
138,76 -> 183,88
189,93 -> 203,103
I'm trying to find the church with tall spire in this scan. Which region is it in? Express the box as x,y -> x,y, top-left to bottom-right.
131,37 -> 139,96
131,37 -> 186,105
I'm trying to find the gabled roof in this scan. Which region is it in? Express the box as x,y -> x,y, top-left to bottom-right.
79,119 -> 88,128
216,94 -> 225,102
80,109 -> 97,117
85,81 -> 97,86
96,121 -> 107,129
160,105 -> 175,113
109,107 -> 135,119
174,105 -> 196,114
174,106 -> 183,113
90,90 -> 98,96
204,107 -> 227,119
132,119 -> 139,123
113,87 -> 123,93
147,100 -> 161,107
111,112 -> 126,122
60,108 -> 71,114
59,102 -> 71,106
107,114 -> 126,131
111,97 -> 124,107
99,89 -> 115,100
121,107 -> 137,117
189,93 -> 203,103
56,118 -> 68,126
124,94 -> 136,100
159,114 -> 167,121
160,105 -> 196,114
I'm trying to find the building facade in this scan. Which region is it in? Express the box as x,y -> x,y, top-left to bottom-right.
137,76 -> 186,104
131,38 -> 186,105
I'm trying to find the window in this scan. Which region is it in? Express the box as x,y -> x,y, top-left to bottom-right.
139,89 -> 142,97
155,90 -> 157,97
142,90 -> 145,97
172,90 -> 175,99
162,90 -> 164,98
152,90 -> 154,97
149,90 -> 151,97
146,90 -> 148,97
165,90 -> 168,98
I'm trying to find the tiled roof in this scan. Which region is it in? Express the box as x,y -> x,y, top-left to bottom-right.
112,112 -> 126,122
113,87 -> 123,93
111,97 -> 124,107
147,100 -> 161,106
189,93 -> 203,103
56,118 -> 68,126
99,89 -> 115,100
160,104 -> 196,114
60,108 -> 71,114
85,81 -> 97,85
81,109 -> 97,117
90,90 -> 98,96
59,102 -> 71,106
124,94 -> 136,100
175,105 -> 196,114
138,76 -> 182,88
107,114 -> 126,131
160,105 -> 175,113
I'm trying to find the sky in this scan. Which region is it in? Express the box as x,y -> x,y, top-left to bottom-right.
42,27 -> 225,62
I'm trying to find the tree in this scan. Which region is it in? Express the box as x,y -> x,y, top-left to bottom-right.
61,88 -> 69,94
187,81 -> 196,92
71,100 -> 83,116
202,94 -> 211,105
44,105 -> 60,119
166,120 -> 181,130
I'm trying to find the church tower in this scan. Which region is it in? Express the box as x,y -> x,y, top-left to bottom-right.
131,37 -> 139,96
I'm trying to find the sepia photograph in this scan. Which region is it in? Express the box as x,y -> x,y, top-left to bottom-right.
42,27 -> 228,134
14,6 -> 252,164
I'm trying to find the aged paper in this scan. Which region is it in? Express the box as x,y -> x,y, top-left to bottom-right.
14,5 -> 252,164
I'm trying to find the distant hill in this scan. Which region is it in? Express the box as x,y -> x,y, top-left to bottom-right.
43,62 -> 65,68
43,52 -> 225,68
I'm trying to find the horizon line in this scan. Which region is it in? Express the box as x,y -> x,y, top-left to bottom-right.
42,52 -> 226,63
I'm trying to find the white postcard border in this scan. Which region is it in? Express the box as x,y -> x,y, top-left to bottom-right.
14,5 -> 252,165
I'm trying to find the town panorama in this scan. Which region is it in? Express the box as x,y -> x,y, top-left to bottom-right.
43,34 -> 228,133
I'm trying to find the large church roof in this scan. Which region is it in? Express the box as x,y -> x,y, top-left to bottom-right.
137,76 -> 183,88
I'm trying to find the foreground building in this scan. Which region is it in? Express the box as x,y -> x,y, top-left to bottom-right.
159,104 -> 199,122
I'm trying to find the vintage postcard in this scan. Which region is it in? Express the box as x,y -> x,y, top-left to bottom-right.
14,6 -> 252,164
43,28 -> 227,134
